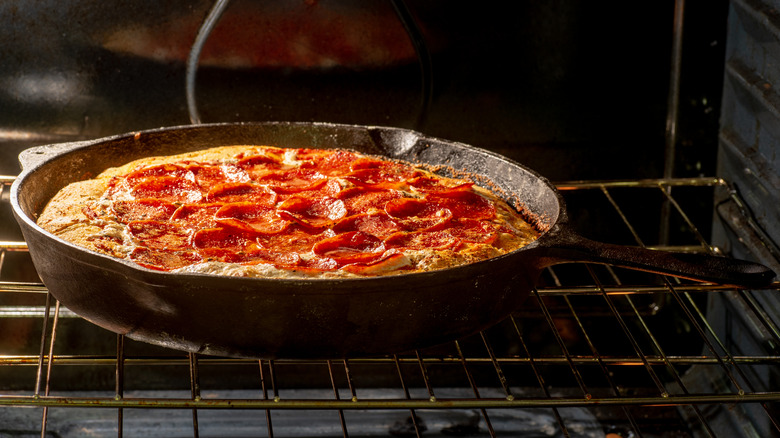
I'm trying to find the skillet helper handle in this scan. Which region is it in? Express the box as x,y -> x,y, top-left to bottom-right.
18,140 -> 97,171
542,226 -> 776,289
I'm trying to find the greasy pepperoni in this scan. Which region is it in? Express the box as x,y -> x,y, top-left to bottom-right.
129,247 -> 202,271
188,163 -> 250,189
237,152 -> 284,168
341,250 -> 408,274
407,175 -> 473,194
255,169 -> 328,193
171,203 -> 223,230
285,177 -> 343,200
345,157 -> 421,188
208,245 -> 335,272
277,196 -> 347,230
349,157 -> 407,171
272,178 -> 343,205
447,219 -> 499,244
237,153 -> 287,180
235,147 -> 286,160
131,176 -> 203,203
186,164 -> 225,189
427,191 -> 496,220
112,199 -> 177,223
256,227 -> 333,253
297,149 -> 359,175
384,197 -> 453,231
205,182 -> 277,205
344,168 -> 410,188
333,213 -> 402,238
192,227 -> 257,252
338,187 -> 402,214
297,255 -> 339,271
215,202 -> 290,235
128,220 -> 192,250
125,163 -> 195,184
312,231 -> 386,264
384,230 -> 461,251
196,246 -> 299,265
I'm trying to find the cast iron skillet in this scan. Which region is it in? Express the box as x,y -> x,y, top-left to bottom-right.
11,122 -> 776,358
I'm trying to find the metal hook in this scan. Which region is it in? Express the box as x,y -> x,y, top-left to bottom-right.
186,0 -> 232,125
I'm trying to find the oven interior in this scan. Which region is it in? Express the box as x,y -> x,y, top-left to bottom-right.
1,1 -> 779,437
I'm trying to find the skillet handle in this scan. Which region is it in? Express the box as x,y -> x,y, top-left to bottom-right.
540,226 -> 776,289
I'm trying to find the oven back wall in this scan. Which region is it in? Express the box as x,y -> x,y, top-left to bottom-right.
0,1 -> 726,182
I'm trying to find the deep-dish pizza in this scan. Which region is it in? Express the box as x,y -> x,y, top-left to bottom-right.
37,145 -> 539,278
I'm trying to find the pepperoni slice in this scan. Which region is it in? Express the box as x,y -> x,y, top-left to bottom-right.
205,182 -> 277,205
345,157 -> 422,188
192,227 -> 257,252
125,163 -> 195,184
273,178 -> 343,204
298,255 -> 339,272
256,226 -> 333,253
244,247 -> 338,272
407,175 -> 473,194
341,250 -> 409,274
237,153 -> 288,180
171,203 -> 223,230
129,247 -> 202,271
302,177 -> 344,198
312,231 -> 386,265
384,197 -> 453,231
215,202 -> 290,235
333,212 -> 402,238
235,146 -> 287,159
348,157 -> 405,171
344,168 -> 410,188
196,246 -> 300,266
208,244 -> 335,272
255,169 -> 328,193
297,149 -> 359,175
277,196 -> 347,230
188,163 -> 250,189
237,152 -> 284,167
128,220 -> 192,250
447,219 -> 499,244
384,230 -> 461,251
131,176 -> 203,203
112,199 -> 177,223
427,191 -> 496,220
338,187 -> 402,215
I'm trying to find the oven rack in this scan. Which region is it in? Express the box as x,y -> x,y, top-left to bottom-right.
0,176 -> 779,437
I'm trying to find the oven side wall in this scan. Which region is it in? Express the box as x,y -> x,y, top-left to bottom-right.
709,0 -> 780,435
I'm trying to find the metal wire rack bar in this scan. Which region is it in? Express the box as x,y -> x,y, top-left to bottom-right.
1,393 -> 779,410
1,354 -> 779,367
